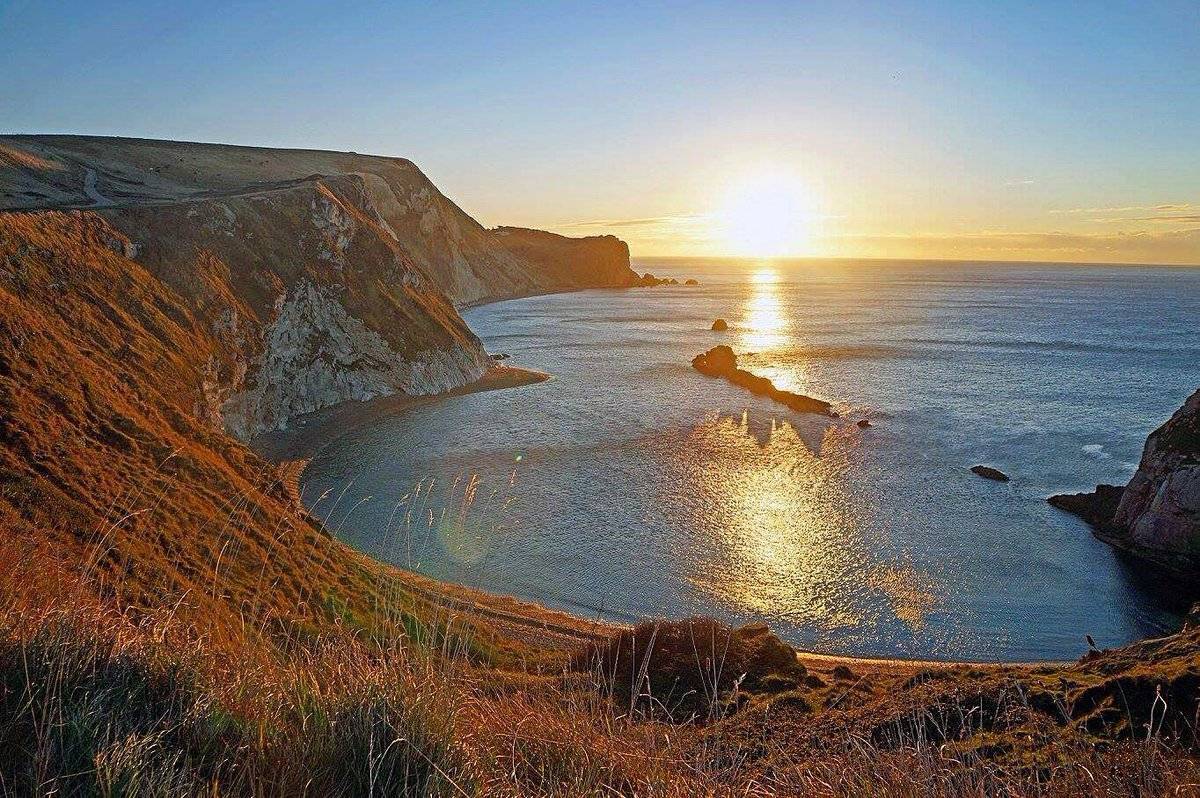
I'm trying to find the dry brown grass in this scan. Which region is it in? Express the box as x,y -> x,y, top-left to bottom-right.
4,532 -> 1200,797
3,209 -> 1200,796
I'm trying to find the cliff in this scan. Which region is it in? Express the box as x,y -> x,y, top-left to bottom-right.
0,135 -> 640,437
1050,388 -> 1200,573
489,226 -> 633,298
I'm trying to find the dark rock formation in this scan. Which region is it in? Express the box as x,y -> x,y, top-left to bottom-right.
1050,389 -> 1200,573
694,345 -> 739,374
633,271 -> 680,287
691,346 -> 833,416
1047,484 -> 1125,530
1114,390 -> 1200,554
857,419 -> 871,428
711,318 -> 729,331
971,465 -> 1010,482
685,278 -> 699,285
491,226 -> 637,295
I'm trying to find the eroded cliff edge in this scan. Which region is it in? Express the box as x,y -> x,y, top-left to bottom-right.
0,135 -> 640,438
1050,388 -> 1200,575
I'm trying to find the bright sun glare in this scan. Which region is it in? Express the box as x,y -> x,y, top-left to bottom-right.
716,172 -> 815,257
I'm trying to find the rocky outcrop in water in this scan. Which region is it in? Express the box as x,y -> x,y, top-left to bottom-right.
0,135 -> 641,437
1050,389 -> 1200,573
692,345 -> 833,416
1048,484 -> 1126,530
971,465 -> 1010,482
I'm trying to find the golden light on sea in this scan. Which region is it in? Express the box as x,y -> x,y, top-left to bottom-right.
677,412 -> 865,628
667,411 -> 940,638
738,265 -> 807,393
739,266 -> 787,353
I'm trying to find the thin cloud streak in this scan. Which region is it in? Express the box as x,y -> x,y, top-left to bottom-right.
825,227 -> 1200,264
558,213 -> 705,229
1050,203 -> 1197,215
1085,215 -> 1200,223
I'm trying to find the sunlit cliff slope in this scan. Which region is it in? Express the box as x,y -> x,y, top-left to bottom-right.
0,135 -> 638,437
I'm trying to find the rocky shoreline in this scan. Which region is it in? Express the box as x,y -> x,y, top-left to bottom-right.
1050,389 -> 1200,577
253,364 -> 550,465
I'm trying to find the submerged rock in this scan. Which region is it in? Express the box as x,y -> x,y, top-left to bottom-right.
691,346 -> 833,416
711,318 -> 729,331
971,465 -> 1010,482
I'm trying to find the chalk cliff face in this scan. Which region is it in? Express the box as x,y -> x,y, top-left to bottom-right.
1050,389 -> 1200,573
0,135 -> 639,438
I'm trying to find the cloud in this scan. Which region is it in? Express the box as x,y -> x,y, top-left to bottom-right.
828,227 -> 1200,264
1086,214 -> 1200,223
558,213 -> 704,229
1004,178 -> 1036,187
1050,203 -> 1196,215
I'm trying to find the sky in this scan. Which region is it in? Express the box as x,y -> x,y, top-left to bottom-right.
2,0 -> 1198,263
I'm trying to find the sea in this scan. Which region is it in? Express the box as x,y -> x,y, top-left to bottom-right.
300,258 -> 1200,661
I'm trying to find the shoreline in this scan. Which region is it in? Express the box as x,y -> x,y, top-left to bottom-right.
249,303 -> 1086,672
252,364 -> 550,464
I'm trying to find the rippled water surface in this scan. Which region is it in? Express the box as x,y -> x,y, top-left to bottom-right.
302,259 -> 1200,660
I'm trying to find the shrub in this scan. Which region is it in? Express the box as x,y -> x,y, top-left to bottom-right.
572,617 -> 804,723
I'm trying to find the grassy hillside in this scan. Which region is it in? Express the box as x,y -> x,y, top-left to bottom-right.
2,211 -> 1200,796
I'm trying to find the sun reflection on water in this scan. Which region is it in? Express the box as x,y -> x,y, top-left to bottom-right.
670,411 -> 941,639
739,266 -> 788,355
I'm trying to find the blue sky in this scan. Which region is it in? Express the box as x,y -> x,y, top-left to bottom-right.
2,1 -> 1197,261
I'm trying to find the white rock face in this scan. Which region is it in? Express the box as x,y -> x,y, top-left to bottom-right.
221,280 -> 488,439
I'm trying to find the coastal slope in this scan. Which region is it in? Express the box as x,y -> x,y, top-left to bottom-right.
0,135 -> 641,437
4,136 -> 1200,795
0,135 -> 639,306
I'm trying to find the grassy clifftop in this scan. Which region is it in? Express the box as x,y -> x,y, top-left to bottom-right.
2,169 -> 1200,796
0,135 -> 640,306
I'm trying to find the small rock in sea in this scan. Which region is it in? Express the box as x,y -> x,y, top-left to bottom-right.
711,318 -> 729,331
490,352 -> 511,361
685,278 -> 699,285
971,465 -> 1010,482
857,419 -> 871,428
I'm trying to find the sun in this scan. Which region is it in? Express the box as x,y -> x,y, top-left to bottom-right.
716,172 -> 815,257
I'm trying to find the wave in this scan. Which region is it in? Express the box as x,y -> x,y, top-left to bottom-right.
899,337 -> 1199,357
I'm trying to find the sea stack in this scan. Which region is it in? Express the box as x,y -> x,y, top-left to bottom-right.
711,318 -> 729,331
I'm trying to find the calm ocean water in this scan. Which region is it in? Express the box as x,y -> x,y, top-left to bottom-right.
302,259 -> 1200,661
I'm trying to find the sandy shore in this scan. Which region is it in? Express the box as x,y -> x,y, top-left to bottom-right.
252,362 -> 1058,670
253,364 -> 549,464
